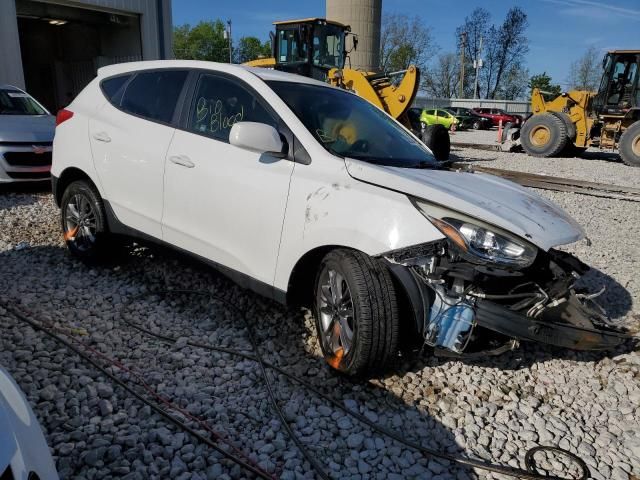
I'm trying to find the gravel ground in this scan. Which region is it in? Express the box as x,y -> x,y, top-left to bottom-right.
0,174 -> 639,480
450,129 -> 640,189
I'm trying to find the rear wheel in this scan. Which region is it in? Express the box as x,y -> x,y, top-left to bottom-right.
472,120 -> 481,130
619,121 -> 640,167
421,124 -> 450,161
313,249 -> 399,376
521,113 -> 568,157
60,180 -> 112,264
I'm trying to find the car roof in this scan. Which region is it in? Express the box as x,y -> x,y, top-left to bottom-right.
97,60 -> 330,88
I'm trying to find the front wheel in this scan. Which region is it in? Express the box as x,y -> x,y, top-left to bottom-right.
314,250 -> 399,376
520,113 -> 568,157
619,121 -> 640,167
60,180 -> 112,264
421,124 -> 451,161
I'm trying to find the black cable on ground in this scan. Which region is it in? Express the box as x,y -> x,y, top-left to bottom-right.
0,300 -> 274,480
117,289 -> 590,480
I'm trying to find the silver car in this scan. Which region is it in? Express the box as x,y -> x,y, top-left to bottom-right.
0,85 -> 55,183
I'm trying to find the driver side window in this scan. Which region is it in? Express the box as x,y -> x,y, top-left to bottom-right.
188,74 -> 277,143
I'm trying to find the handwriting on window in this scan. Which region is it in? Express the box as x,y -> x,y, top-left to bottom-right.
195,97 -> 244,135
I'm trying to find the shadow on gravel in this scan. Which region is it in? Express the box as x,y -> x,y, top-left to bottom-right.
0,181 -> 51,210
1,244 -> 473,478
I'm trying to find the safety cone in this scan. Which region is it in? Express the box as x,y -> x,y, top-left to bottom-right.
450,122 -> 456,135
497,119 -> 503,142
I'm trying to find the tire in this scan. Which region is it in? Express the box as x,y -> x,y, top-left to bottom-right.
551,111 -> 576,141
472,120 -> 481,130
421,124 -> 450,161
60,179 -> 112,264
313,249 -> 399,376
619,121 -> 640,167
520,113 -> 568,157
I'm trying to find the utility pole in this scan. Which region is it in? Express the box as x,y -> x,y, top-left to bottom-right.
459,32 -> 466,98
226,20 -> 232,63
473,35 -> 483,99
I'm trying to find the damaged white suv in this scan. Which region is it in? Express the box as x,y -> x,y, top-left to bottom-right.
52,61 -> 628,375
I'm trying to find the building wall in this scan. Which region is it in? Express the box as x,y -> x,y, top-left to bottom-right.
326,0 -> 381,72
0,1 -> 26,87
0,0 -> 172,89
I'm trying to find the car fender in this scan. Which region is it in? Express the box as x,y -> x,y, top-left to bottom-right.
273,151 -> 443,291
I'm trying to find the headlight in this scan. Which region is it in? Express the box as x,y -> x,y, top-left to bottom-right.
414,200 -> 537,268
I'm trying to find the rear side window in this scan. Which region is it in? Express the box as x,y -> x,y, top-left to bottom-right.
121,70 -> 188,124
101,75 -> 131,103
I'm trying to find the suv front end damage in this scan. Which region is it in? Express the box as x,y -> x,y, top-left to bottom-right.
382,239 -> 631,357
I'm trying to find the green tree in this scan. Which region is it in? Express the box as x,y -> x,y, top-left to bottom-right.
380,14 -> 438,72
529,72 -> 562,98
173,20 -> 230,62
235,36 -> 272,63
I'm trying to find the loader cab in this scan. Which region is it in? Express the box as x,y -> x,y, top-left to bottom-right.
595,50 -> 640,116
273,18 -> 353,81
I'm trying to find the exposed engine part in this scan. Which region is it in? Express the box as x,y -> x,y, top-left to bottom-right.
423,283 -> 475,353
381,241 -> 632,354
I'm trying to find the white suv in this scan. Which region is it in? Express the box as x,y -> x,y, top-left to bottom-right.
52,61 -> 627,375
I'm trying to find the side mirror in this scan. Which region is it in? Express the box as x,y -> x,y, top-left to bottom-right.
229,122 -> 285,158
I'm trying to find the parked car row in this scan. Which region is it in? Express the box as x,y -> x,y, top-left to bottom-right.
409,105 -> 524,131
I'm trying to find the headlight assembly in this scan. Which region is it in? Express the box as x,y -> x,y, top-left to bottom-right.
414,200 -> 537,268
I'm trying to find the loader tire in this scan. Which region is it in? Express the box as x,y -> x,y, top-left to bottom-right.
551,111 -> 577,141
619,121 -> 640,167
421,124 -> 450,161
521,113 -> 568,158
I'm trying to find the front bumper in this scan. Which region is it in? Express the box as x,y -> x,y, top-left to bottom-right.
0,143 -> 52,183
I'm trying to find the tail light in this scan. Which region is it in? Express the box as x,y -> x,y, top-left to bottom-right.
55,109 -> 74,126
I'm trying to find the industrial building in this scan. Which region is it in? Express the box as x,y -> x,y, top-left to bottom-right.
0,0 -> 172,112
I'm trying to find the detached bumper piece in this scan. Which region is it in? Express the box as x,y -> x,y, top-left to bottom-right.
475,295 -> 631,350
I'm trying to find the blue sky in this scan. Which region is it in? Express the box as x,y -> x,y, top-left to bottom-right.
172,0 -> 640,87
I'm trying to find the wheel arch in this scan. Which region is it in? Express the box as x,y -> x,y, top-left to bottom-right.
285,244 -> 424,347
54,167 -> 100,207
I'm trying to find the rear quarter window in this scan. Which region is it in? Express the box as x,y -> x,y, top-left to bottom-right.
120,70 -> 188,124
100,75 -> 131,103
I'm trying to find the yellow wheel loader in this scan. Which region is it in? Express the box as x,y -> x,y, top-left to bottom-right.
516,50 -> 640,166
244,18 -> 450,160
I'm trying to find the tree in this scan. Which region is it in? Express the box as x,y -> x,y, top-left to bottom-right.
235,37 -> 271,64
497,64 -> 530,100
529,72 -> 562,98
567,46 -> 602,91
422,53 -> 460,98
380,14 -> 438,73
455,8 -> 491,97
173,20 -> 229,62
482,7 -> 529,99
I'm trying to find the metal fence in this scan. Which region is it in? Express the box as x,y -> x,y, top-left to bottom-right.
413,96 -> 531,116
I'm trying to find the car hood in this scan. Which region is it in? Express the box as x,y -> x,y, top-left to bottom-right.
0,115 -> 55,143
345,158 -> 584,251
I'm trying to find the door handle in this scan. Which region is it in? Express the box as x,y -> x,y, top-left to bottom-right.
169,155 -> 195,168
92,131 -> 111,143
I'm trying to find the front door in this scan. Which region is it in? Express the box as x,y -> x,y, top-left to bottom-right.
162,73 -> 295,286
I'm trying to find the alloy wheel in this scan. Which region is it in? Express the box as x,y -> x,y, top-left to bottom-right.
317,267 -> 355,357
64,193 -> 98,252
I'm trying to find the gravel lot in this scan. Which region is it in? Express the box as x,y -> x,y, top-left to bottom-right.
0,163 -> 639,480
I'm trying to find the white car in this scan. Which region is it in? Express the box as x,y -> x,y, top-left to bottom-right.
52,60 -> 627,375
0,366 -> 58,479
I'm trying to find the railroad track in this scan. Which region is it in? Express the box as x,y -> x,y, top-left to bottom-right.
450,163 -> 640,202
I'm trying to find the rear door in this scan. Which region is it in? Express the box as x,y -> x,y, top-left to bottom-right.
162,72 -> 295,286
89,69 -> 188,238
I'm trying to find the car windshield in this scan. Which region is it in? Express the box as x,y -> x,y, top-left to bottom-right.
0,88 -> 47,115
267,81 -> 437,168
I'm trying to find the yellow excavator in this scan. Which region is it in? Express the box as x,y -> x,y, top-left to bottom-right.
244,18 -> 450,160
515,50 -> 640,166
